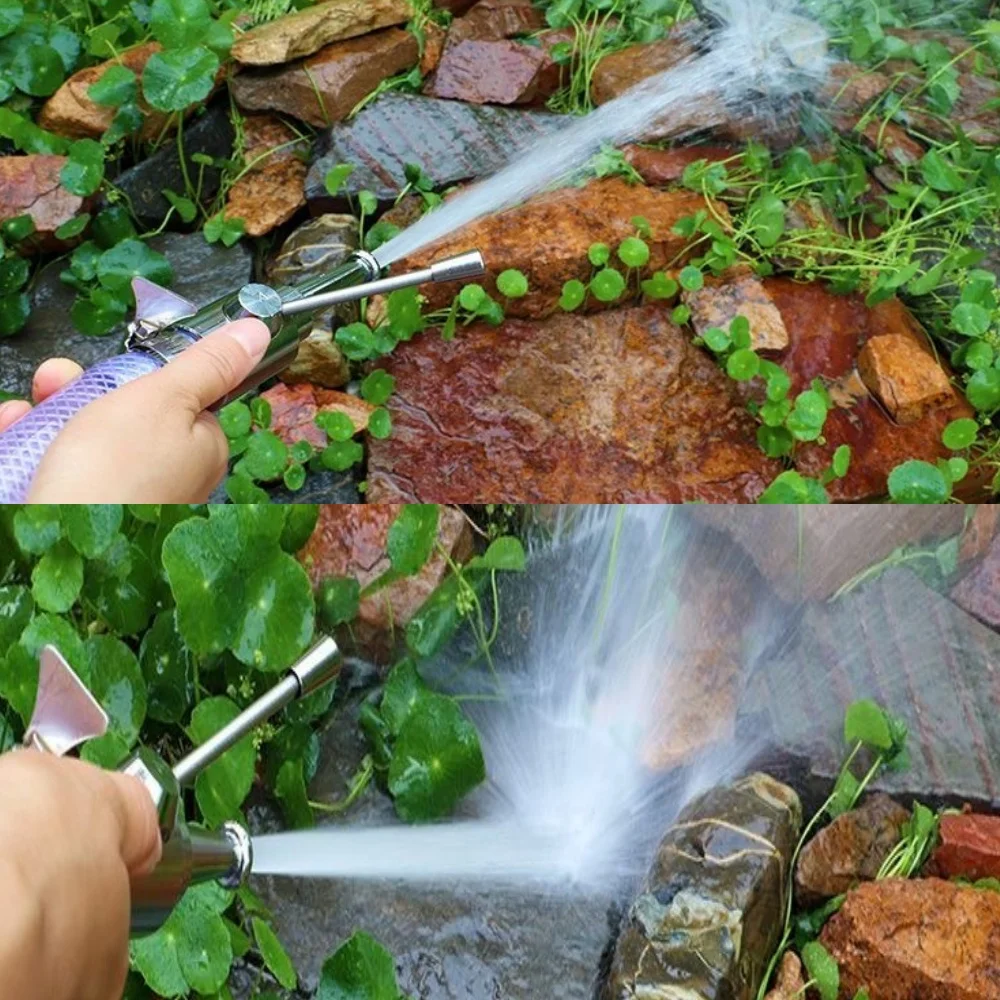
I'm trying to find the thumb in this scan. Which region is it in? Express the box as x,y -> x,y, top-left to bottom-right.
103,771 -> 163,877
153,318 -> 271,414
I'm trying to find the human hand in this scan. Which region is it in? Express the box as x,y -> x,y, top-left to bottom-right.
0,751 -> 162,1000
0,318 -> 270,503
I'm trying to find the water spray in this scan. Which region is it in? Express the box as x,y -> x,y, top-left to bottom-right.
21,637 -> 343,935
0,249 -> 485,502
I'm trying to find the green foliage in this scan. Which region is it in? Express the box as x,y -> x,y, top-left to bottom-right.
801,941 -> 839,1000
318,931 -> 403,1000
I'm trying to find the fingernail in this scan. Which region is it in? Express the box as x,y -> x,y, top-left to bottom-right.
225,318 -> 271,363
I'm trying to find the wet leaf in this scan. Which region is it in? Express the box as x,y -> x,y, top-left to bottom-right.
280,504 -> 319,554
388,504 -> 439,577
844,699 -> 892,751
150,0 -> 213,48
324,163 -> 354,196
942,418 -> 978,451
360,370 -> 395,406
0,0 -> 24,38
61,503 -> 122,558
88,64 -> 137,106
801,941 -> 839,1000
388,692 -> 485,821
61,139 -> 105,196
219,400 -> 252,439
679,266 -> 703,291
559,279 -> 586,311
11,43 -> 65,96
0,584 -> 33,653
252,918 -> 297,990
97,239 -> 172,293
617,236 -> 650,269
496,269 -> 529,298
380,660 -> 428,736
14,504 -> 62,555
967,369 -> 1000,413
590,267 -> 625,303
189,696 -> 256,826
468,536 -> 525,572
140,610 -> 194,724
31,540 -> 83,613
142,46 -> 219,112
244,431 -> 288,482
318,576 -> 360,629
887,460 -> 949,504
83,634 -> 146,749
318,931 -> 400,1000
367,408 -> 392,440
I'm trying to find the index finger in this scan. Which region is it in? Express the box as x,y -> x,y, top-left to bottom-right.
101,771 -> 163,877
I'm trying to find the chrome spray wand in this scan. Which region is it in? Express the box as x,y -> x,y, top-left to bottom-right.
22,637 -> 343,935
0,248 -> 486,502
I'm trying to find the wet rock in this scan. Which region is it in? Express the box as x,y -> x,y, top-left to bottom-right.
691,507 -> 964,603
419,21 -> 447,76
821,879 -> 1000,1000
858,333 -> 955,426
366,304 -> 781,503
394,178 -> 717,319
0,232 -> 252,396
820,62 -> 892,114
858,120 -> 926,168
298,504 -> 473,636
434,0 -> 477,13
424,38 -> 561,105
266,213 -> 359,385
758,280 -> 972,501
951,532 -> 1000,633
764,953 -> 805,1000
930,812 -> 1000,881
795,793 -> 910,907
263,381 -> 373,448
231,28 -> 419,129
744,567 -> 1000,815
231,0 -> 412,65
622,143 -> 737,186
224,115 -> 308,237
591,33 -> 696,107
0,155 -> 89,253
446,0 -> 545,46
37,43 -> 169,141
684,271 -> 790,353
957,506 -> 1000,570
115,103 -> 234,227
605,773 -> 801,1000
305,92 -> 563,204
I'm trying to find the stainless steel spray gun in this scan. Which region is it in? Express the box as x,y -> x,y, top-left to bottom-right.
0,248 -> 486,502
21,636 -> 343,934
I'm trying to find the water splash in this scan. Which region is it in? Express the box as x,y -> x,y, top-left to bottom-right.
372,0 -> 830,266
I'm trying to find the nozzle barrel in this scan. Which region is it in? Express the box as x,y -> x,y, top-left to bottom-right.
172,636 -> 340,786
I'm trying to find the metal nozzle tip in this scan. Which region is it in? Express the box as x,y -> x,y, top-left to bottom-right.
429,250 -> 486,283
220,822 -> 253,889
289,635 -> 341,697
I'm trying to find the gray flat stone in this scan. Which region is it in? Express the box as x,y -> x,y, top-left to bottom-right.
305,92 -> 564,205
1,232 -> 252,396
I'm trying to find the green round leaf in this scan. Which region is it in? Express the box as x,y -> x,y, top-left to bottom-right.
832,444 -> 852,479
318,931 -> 400,1000
3,613 -> 85,723
801,942 -> 839,1000
0,255 -> 29,294
83,633 -> 147,752
473,536 -> 526,571
617,236 -> 650,269
60,139 -> 106,197
0,0 -> 24,39
88,63 -> 137,106
190,696 -> 257,825
14,504 -> 63,555
97,239 -> 172,293
324,163 -> 354,197
388,504 -> 439,577
948,456 -> 969,482
0,292 -> 30,337
458,283 -> 486,312
85,540 -> 156,636
640,272 -> 677,300
952,301 -> 992,338
142,46 -> 219,112
726,348 -> 760,382
703,327 -> 731,353
11,43 -> 65,96
496,268 -> 529,299
559,278 -> 586,311
244,430 -> 288,482
887,459 -> 949,504
54,213 -> 91,240
283,462 -> 306,491
756,425 -> 794,458
61,503 -> 122,557
0,583 -> 33,655
679,265 -> 704,291
793,389 -> 828,428
71,290 -> 127,335
967,369 -> 1000,413
320,440 -> 364,471
335,322 -> 376,361
388,693 -> 486,821
316,410 -> 357,443
92,205 -> 137,248
942,417 -> 979,451
219,400 -> 252,439
31,540 -> 83,613
367,407 -> 392,439
588,242 -> 611,266
253,919 -> 297,991
140,609 -> 194,724
965,341 -> 994,370
844,698 -> 892,750
360,369 -> 395,406
150,0 -> 213,48
590,267 -> 625,303
318,575 -> 361,629
280,504 -> 319,553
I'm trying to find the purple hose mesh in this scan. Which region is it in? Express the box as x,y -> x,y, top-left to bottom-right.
0,351 -> 163,502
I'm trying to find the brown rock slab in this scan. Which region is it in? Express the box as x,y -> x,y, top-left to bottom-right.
930,812 -> 1000,882
37,43 -> 169,141
684,271 -> 790,353
958,506 -> 1000,569
591,34 -> 696,107
263,382 -> 373,448
821,879 -> 1000,1000
446,0 -> 544,46
795,793 -> 909,907
622,144 -> 737,186
424,38 -> 560,105
858,333 -> 955,426
0,155 -> 88,252
820,61 -> 892,114
433,0 -> 477,13
397,178 -> 718,319
419,21 -> 447,76
231,28 -> 419,128
366,304 -> 780,503
231,0 -> 413,66
759,279 -> 972,501
952,529 -> 1000,633
764,953 -> 805,1000
298,503 -> 473,634
606,773 -> 801,1000
691,507 -> 964,602
224,115 -> 307,237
